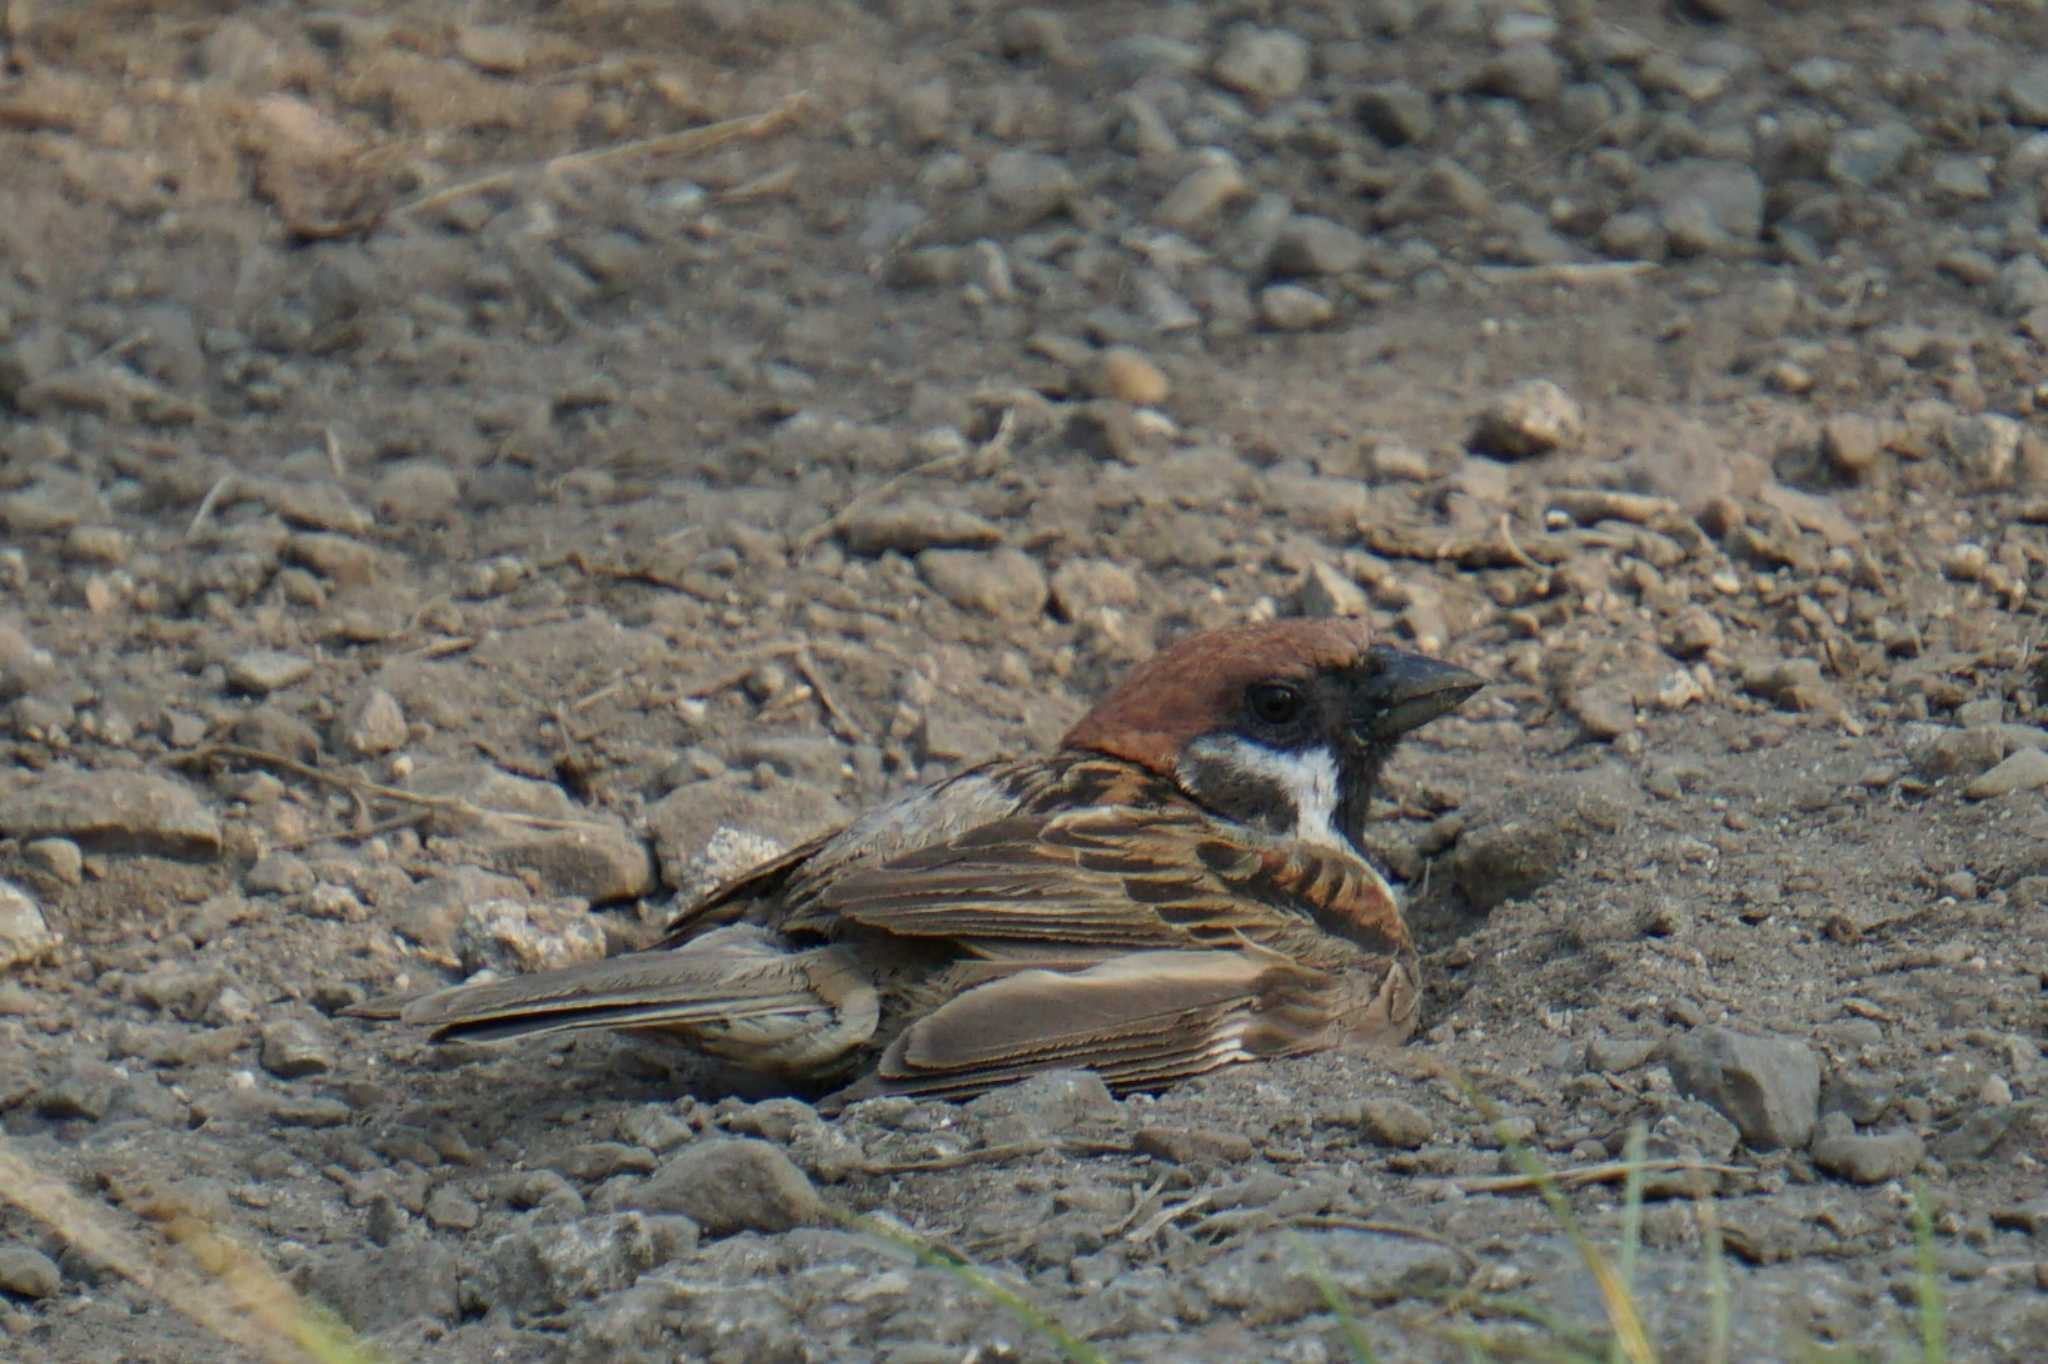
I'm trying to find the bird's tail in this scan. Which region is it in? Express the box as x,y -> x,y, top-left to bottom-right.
370,926 -> 880,1076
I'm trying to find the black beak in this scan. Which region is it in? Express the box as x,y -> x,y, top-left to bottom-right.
1355,645 -> 1484,741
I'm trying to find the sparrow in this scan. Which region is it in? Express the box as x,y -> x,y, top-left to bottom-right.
373,618 -> 1481,1103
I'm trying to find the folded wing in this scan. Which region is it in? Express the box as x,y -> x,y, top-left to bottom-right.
833,948 -> 1338,1101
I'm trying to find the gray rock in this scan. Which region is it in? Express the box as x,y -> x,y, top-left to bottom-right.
982,149 -> 1074,227
1996,255 -> 2048,318
1155,155 -> 1248,231
1586,1036 -> 1660,1073
388,865 -> 528,955
1298,561 -> 1368,619
1821,414 -> 1882,477
0,327 -> 68,403
0,769 -> 221,856
1267,215 -> 1372,277
226,649 -> 315,695
0,878 -> 56,970
1913,727 -> 2006,781
130,963 -> 233,1019
838,499 -> 1002,555
1662,1026 -> 1821,1150
335,687 -> 408,756
302,1236 -> 463,1331
488,822 -> 658,904
1257,284 -> 1335,330
1990,1199 -> 2048,1236
1943,412 -> 2023,486
1647,159 -> 1764,255
231,704 -> 320,763
1809,1113 -> 1923,1185
1568,683 -> 1636,741
35,1060 -> 119,1121
451,898 -> 607,977
1134,1125 -> 1256,1166
404,759 -> 582,836
616,1106 -> 695,1154
1355,83 -> 1434,146
21,838 -> 81,887
1211,25 -> 1310,103
916,547 -> 1048,620
1354,1097 -> 1433,1149
473,1213 -> 692,1314
1048,558 -> 1140,619
1196,1229 -> 1462,1323
2008,62 -> 2048,125
1826,123 -> 1920,188
724,1098 -> 866,1183
966,1068 -> 1120,1145
1469,379 -> 1582,458
1098,35 -> 1204,83
1965,748 -> 2048,800
243,477 -> 372,535
1597,210 -> 1666,261
645,783 -> 846,896
0,475 -> 103,534
370,460 -> 461,524
1385,156 -> 1492,223
627,1138 -> 827,1235
1929,155 -> 1992,202
1931,1101 -> 2045,1163
423,1184 -> 482,1232
259,1017 -> 337,1078
1739,656 -> 1831,712
1451,769 -> 1628,910
287,531 -> 386,586
997,9 -> 1069,63
0,1244 -> 61,1298
245,852 -> 315,895
1652,1097 -> 1742,1163
1473,43 -> 1563,103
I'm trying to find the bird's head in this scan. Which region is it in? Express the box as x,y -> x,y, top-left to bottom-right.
1061,617 -> 1482,853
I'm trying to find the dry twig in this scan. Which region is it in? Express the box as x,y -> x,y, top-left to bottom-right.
180,743 -> 613,834
392,92 -> 813,222
1451,1157 -> 1750,1196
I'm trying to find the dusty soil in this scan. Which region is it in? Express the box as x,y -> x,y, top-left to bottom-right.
1,1 -> 2046,1360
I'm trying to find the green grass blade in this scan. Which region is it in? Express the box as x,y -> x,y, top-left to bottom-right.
1610,1124 -> 1646,1364
1692,1170 -> 1731,1364
1445,1071 -> 1657,1364
1911,1182 -> 1947,1364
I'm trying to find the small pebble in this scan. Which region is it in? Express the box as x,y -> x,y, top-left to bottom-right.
1355,1097 -> 1433,1149
227,650 -> 315,696
1470,379 -> 1583,458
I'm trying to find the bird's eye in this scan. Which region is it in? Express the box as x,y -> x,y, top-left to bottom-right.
1246,682 -> 1304,727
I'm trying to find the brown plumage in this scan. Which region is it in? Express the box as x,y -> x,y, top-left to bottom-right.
374,618 -> 1481,1103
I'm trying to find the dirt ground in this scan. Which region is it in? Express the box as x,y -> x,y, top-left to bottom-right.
0,1 -> 2045,1360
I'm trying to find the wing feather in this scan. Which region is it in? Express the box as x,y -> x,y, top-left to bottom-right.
802,801 -> 1410,959
831,949 -> 1337,1101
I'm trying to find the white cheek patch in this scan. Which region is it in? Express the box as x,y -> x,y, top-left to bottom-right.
1183,737 -> 1344,851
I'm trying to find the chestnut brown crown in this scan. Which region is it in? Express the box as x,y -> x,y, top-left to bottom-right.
1060,617 -> 1480,778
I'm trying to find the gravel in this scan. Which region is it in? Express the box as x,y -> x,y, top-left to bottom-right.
4,1 -> 2047,1359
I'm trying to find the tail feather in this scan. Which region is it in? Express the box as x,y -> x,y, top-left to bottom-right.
387,927 -> 881,1075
